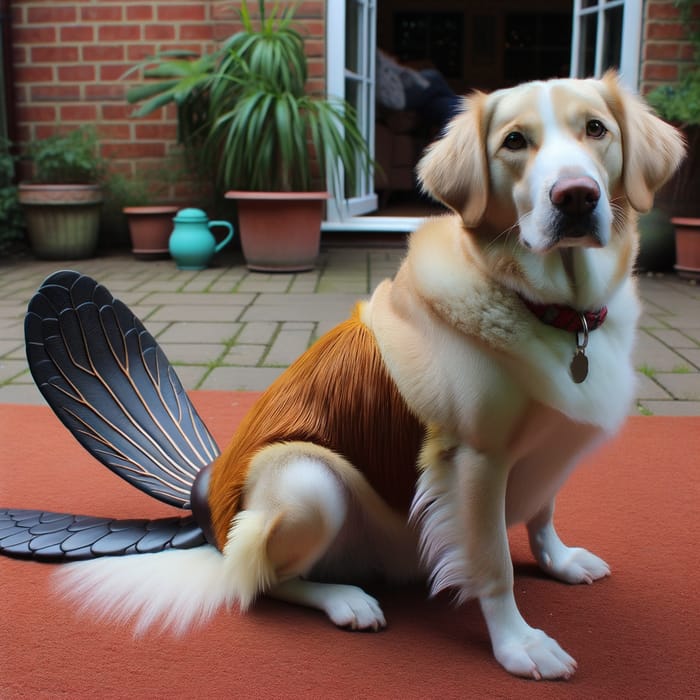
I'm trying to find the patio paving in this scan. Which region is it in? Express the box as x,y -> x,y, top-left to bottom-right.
0,246 -> 698,415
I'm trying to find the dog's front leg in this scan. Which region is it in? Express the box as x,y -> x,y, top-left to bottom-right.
413,437 -> 577,680
527,500 -> 610,584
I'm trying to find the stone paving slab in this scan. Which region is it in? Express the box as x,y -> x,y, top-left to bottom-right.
0,252 -> 698,413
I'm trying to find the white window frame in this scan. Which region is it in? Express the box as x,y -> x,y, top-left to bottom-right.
570,0 -> 643,90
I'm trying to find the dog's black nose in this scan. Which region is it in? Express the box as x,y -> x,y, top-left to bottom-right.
550,177 -> 600,219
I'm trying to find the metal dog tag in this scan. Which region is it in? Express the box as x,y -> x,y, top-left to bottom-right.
570,350 -> 589,383
570,312 -> 590,383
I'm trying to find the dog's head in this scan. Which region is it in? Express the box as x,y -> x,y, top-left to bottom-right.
418,72 -> 685,255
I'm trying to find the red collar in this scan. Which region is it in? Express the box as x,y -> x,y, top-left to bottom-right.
518,295 -> 608,333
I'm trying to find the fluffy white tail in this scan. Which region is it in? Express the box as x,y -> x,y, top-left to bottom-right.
55,545 -> 235,636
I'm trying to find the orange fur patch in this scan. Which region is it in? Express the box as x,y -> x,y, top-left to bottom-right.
207,305 -> 425,550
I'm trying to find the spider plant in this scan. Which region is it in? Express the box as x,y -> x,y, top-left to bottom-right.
125,0 -> 371,197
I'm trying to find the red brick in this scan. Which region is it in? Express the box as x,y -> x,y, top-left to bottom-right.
85,84 -> 127,102
307,58 -> 325,79
13,65 -> 54,83
680,45 -> 696,61
98,25 -> 141,42
83,45 -> 125,62
81,5 -> 123,22
17,105 -> 57,123
60,104 -> 99,122
12,45 -> 26,65
212,3 -> 237,21
30,84 -> 81,101
27,6 -> 77,23
57,65 -> 96,82
101,142 -> 167,159
34,124 -> 64,140
61,26 -> 95,43
31,46 -> 80,63
101,104 -> 133,121
13,26 -> 56,44
212,23 -> 238,41
646,21 -> 688,41
647,2 -> 681,21
134,123 -> 178,140
126,5 -> 154,22
97,124 -> 131,140
305,39 -> 324,58
157,5 -> 206,22
643,62 -> 680,81
99,64 -> 134,82
144,25 -> 176,41
179,25 -> 214,41
644,42 -> 680,61
127,44 -> 160,61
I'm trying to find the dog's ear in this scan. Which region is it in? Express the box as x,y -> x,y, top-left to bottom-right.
417,91 -> 490,227
598,71 -> 686,213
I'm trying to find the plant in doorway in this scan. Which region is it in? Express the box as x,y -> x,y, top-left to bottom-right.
18,127 -> 105,260
124,0 -> 371,271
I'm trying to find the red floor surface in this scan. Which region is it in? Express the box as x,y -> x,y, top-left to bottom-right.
1,392 -> 698,698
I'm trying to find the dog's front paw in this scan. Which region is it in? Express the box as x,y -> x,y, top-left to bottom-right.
494,629 -> 577,680
539,546 -> 610,585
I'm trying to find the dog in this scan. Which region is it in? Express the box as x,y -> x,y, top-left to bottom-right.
54,72 -> 684,680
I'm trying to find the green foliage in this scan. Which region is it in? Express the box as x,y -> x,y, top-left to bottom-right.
0,141 -> 25,253
26,126 -> 106,185
647,0 -> 700,126
125,0 -> 371,195
106,158 -> 184,207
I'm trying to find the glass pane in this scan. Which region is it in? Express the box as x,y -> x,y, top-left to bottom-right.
393,12 -> 463,79
602,5 -> 624,72
505,13 -> 572,84
346,0 -> 362,75
579,12 -> 598,77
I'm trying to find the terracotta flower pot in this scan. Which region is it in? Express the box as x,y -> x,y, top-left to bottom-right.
672,217 -> 700,281
18,184 -> 103,260
123,206 -> 179,260
225,191 -> 329,272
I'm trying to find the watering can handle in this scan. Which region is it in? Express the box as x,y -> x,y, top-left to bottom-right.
208,221 -> 235,253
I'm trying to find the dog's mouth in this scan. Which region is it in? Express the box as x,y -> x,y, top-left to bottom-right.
521,214 -> 604,252
550,213 -> 604,248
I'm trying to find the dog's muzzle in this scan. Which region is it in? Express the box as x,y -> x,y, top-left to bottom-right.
549,176 -> 603,244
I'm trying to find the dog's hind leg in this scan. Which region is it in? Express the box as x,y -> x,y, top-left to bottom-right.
222,448 -> 387,631
527,500 -> 610,585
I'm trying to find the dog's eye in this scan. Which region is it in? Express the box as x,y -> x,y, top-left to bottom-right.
503,132 -> 527,150
586,119 -> 607,138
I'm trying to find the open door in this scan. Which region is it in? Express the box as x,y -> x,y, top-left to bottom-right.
326,0 -> 378,223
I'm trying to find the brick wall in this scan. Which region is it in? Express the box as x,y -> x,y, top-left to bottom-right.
11,0 -> 326,199
641,0 -> 699,94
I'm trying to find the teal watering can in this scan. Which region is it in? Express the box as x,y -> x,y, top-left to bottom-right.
169,208 -> 235,270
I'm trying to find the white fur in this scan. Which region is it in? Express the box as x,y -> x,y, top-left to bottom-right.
56,546 -> 234,636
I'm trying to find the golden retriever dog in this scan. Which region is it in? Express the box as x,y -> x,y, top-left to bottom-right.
59,73 -> 684,680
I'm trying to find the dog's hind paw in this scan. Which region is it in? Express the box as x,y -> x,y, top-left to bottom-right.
320,584 -> 387,631
494,629 -> 577,680
269,579 -> 387,631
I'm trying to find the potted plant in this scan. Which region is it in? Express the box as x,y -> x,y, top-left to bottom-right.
108,169 -> 180,260
646,0 -> 700,280
0,140 -> 25,256
18,127 -> 105,260
125,0 -> 371,271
